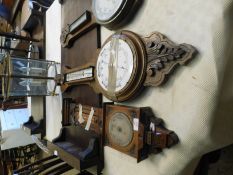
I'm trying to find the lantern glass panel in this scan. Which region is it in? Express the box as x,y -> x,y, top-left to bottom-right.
1,55 -> 58,99
10,57 -> 54,77
7,77 -> 55,96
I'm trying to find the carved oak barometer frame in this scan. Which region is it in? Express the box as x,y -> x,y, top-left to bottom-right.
58,30 -> 196,102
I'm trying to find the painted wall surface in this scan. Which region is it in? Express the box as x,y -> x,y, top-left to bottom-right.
46,0 -> 62,142
46,1 -> 233,175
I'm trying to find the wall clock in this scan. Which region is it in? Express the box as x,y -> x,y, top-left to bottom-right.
58,30 -> 196,102
60,0 -> 142,48
105,104 -> 179,162
92,0 -> 140,29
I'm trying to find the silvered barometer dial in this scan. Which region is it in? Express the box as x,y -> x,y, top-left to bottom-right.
96,38 -> 134,92
95,31 -> 146,102
108,112 -> 133,147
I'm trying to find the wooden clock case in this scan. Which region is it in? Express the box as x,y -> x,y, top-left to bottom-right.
59,30 -> 196,102
105,104 -> 179,162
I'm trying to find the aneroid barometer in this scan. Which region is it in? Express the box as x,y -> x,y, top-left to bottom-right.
59,30 -> 196,102
105,104 -> 179,162
108,112 -> 134,147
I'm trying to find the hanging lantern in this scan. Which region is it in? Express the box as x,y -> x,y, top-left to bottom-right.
0,53 -> 59,100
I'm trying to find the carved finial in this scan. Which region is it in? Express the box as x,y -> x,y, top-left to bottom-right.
143,32 -> 196,86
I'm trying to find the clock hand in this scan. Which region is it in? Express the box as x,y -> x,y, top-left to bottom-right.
117,66 -> 128,70
101,60 -> 109,65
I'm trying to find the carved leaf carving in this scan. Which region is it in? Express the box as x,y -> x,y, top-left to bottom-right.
143,32 -> 196,86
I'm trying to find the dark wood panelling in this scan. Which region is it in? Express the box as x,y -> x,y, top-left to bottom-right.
61,0 -> 101,107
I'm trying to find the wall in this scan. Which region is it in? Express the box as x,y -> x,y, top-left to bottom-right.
46,0 -> 62,141
46,1 -> 233,175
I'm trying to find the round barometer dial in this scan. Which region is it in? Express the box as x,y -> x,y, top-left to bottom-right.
92,0 -> 136,28
108,112 -> 133,147
97,38 -> 134,92
95,31 -> 146,102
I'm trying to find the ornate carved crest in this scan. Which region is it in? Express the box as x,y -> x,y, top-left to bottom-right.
143,32 -> 196,86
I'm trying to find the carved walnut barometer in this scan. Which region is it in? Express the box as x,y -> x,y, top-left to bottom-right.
59,30 -> 196,102
105,104 -> 179,162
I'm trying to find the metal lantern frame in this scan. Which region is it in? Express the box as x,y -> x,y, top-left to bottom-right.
0,53 -> 59,100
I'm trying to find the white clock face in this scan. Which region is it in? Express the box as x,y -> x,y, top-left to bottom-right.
96,38 -> 134,92
93,0 -> 124,21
